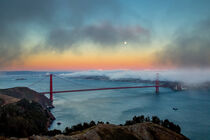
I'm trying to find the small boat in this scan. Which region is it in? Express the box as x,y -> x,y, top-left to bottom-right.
173,108 -> 178,111
16,78 -> 27,80
57,122 -> 61,125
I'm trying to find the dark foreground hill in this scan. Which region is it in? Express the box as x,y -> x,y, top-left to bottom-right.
0,99 -> 55,137
2,122 -> 189,140
68,122 -> 189,140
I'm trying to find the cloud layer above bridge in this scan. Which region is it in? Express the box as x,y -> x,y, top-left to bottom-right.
0,0 -> 210,70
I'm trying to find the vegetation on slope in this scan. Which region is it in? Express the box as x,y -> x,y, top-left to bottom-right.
0,98 -> 4,106
0,99 -> 53,137
45,115 -> 181,136
39,121 -> 188,140
124,115 -> 181,134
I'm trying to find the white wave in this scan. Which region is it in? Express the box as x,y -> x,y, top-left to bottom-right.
60,69 -> 210,84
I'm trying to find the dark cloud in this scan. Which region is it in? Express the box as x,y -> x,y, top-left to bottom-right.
0,0 -> 150,67
48,22 -> 150,50
156,19 -> 210,68
0,0 -> 55,23
0,0 -> 56,67
58,0 -> 121,27
83,23 -> 150,45
0,26 -> 23,66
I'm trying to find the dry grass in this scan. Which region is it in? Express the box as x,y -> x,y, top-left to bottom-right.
0,94 -> 20,106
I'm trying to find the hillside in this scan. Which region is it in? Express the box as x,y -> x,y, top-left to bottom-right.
4,122 -> 189,140
69,122 -> 189,140
0,87 -> 53,109
0,99 -> 55,137
0,94 -> 20,106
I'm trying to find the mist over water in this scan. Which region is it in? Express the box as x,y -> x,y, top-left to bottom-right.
60,69 -> 210,84
0,70 -> 210,140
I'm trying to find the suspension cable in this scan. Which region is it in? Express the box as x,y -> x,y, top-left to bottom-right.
53,74 -> 91,87
27,75 -> 48,87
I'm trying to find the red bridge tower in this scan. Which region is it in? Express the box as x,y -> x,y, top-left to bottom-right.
50,74 -> 53,102
156,73 -> 159,93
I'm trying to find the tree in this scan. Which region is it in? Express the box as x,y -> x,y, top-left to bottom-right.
152,116 -> 160,125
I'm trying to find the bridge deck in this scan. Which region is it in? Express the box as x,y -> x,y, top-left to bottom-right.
40,85 -> 165,94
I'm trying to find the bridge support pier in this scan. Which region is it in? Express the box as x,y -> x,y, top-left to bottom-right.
50,74 -> 53,102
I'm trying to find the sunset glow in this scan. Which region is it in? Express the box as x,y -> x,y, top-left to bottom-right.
0,0 -> 209,71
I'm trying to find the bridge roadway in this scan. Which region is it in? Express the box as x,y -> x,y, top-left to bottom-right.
40,85 -> 165,94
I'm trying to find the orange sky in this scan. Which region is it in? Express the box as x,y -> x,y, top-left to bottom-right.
3,45 -> 166,71
1,1 -> 209,71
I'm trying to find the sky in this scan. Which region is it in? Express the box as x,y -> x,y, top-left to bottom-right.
0,0 -> 210,71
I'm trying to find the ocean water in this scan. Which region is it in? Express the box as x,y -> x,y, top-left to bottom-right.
0,70 -> 210,140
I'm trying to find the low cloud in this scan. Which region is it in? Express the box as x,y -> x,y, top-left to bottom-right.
60,69 -> 210,84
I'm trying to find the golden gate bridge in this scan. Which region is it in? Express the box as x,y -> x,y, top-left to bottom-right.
28,73 -> 169,102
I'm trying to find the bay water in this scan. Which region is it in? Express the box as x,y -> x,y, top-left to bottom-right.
0,71 -> 210,140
